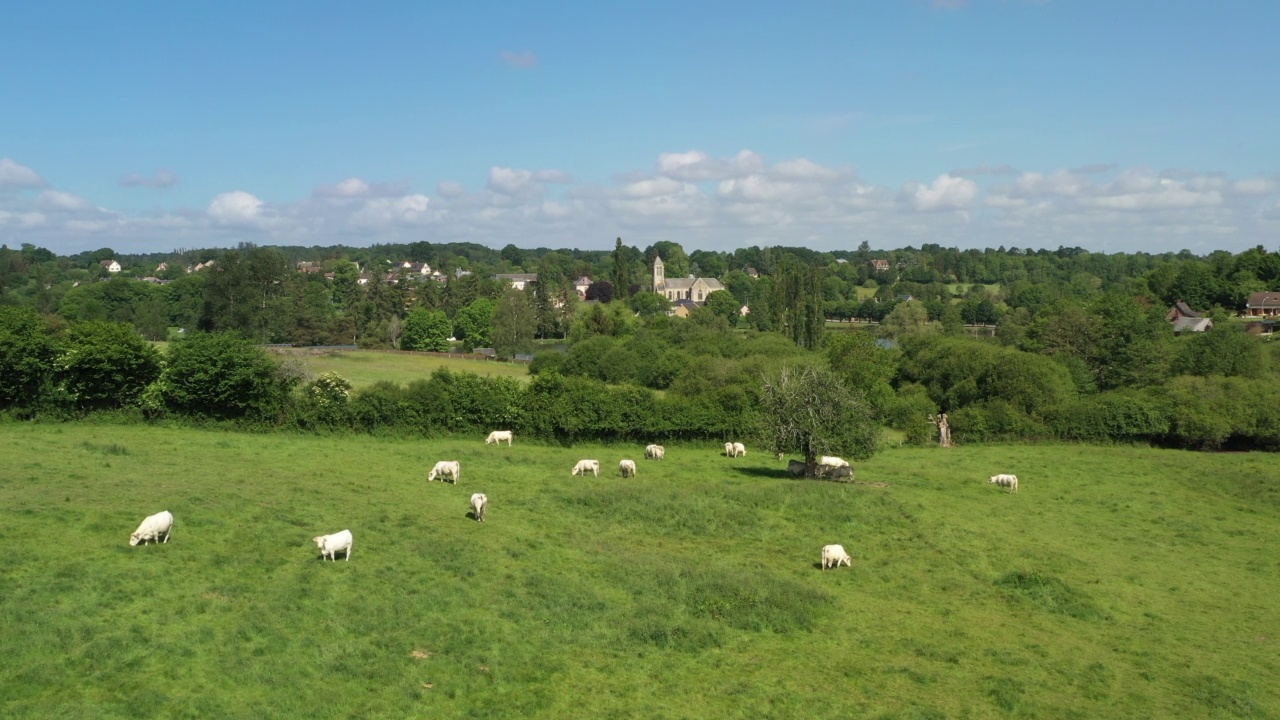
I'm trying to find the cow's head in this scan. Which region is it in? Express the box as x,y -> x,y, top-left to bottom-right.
129,532 -> 142,546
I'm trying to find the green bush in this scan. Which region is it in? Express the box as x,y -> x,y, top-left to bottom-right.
163,332 -> 295,421
528,350 -> 566,376
0,306 -> 59,409
54,320 -> 162,411
951,400 -> 1049,443
1050,390 -> 1170,442
349,381 -> 415,434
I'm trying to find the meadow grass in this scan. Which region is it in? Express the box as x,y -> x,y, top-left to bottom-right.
1,425 -> 1277,718
272,349 -> 530,388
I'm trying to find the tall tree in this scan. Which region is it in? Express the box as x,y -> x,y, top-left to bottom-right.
491,289 -> 537,359
610,238 -> 636,299
400,307 -> 452,352
772,257 -> 825,348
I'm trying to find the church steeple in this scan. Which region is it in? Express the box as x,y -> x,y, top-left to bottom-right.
653,255 -> 665,292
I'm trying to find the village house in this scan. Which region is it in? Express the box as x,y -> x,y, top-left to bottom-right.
296,261 -> 323,274
99,259 -> 121,273
573,276 -> 593,300
670,299 -> 699,318
1246,292 -> 1280,317
1171,317 -> 1213,335
742,267 -> 759,278
1166,300 -> 1203,321
391,261 -> 432,277
870,259 -> 891,273
155,262 -> 168,273
494,273 -> 538,291
652,255 -> 725,303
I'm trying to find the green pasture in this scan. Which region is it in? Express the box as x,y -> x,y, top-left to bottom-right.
272,349 -> 530,388
1,425 -> 1277,718
947,283 -> 1003,297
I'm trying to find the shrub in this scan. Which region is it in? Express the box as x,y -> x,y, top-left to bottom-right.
163,332 -> 296,420
0,306 -> 59,409
350,381 -> 416,433
1050,390 -> 1169,442
950,400 -> 1049,443
528,351 -> 566,376
54,320 -> 162,411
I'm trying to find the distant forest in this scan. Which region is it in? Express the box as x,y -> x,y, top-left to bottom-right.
3,239 -> 1277,349
4,239 -> 1280,450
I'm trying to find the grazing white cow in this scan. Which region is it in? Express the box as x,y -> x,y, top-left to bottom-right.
129,510 -> 173,546
485,430 -> 514,446
571,459 -> 600,477
989,474 -> 1019,493
819,456 -> 849,468
724,442 -> 734,457
619,459 -> 637,478
818,464 -> 854,480
313,529 -> 353,561
732,442 -> 746,458
821,544 -> 852,570
645,444 -> 665,460
428,460 -> 461,484
470,493 -> 488,522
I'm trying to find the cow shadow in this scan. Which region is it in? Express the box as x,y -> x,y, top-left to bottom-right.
733,467 -> 791,479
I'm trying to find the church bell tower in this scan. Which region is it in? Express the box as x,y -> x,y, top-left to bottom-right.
652,255 -> 665,293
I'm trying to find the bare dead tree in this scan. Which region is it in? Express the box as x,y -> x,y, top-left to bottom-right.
928,412 -> 954,448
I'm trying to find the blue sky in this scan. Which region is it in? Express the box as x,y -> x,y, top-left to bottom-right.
2,0 -> 1278,254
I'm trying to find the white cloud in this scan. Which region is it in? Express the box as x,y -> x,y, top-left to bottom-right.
0,158 -> 45,188
487,167 -> 534,195
4,153 -> 1279,255
38,190 -> 93,211
770,158 -> 846,182
1234,178 -> 1276,195
657,150 -> 763,182
313,177 -> 407,199
908,174 -> 979,211
436,181 -> 466,198
120,169 -> 178,188
208,190 -> 265,225
349,194 -> 432,227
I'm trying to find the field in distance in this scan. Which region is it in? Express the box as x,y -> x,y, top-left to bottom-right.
1,425 -> 1277,718
270,348 -> 531,388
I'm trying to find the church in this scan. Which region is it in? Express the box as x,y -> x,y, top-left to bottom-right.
652,255 -> 726,303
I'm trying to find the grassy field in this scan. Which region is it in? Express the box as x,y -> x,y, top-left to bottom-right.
947,283 -> 1003,296
1,425 -> 1277,719
271,349 -> 531,388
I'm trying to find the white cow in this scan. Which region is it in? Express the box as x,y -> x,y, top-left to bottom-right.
645,444 -> 665,460
821,544 -> 852,570
732,442 -> 746,458
724,442 -> 734,457
989,474 -> 1019,493
428,460 -> 461,484
572,459 -> 600,477
313,529 -> 353,561
485,430 -> 514,446
129,510 -> 173,546
819,456 -> 849,468
619,459 -> 637,478
470,493 -> 488,522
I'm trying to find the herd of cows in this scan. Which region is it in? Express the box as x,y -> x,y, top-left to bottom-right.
128,429 -> 1020,569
